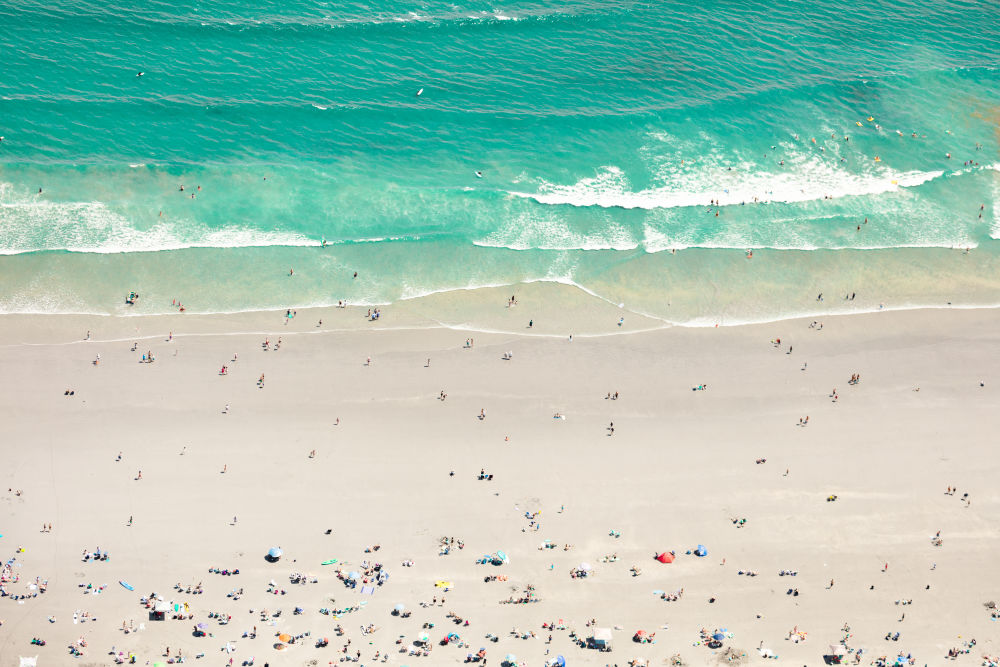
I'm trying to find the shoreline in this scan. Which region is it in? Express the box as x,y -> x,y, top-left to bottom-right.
3,243 -> 1000,326
1,278 -> 999,347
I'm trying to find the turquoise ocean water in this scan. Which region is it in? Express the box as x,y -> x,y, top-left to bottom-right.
1,0 -> 999,323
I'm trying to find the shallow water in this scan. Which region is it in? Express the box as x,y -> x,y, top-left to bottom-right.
1,0 -> 999,320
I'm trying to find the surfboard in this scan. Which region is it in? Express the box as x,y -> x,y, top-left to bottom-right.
321,559 -> 338,565
119,580 -> 134,591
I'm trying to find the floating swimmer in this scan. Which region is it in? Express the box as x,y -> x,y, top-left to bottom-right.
475,171 -> 483,178
874,156 -> 881,162
416,88 -> 423,96
867,116 -> 874,122
856,121 -> 863,126
136,72 -> 144,77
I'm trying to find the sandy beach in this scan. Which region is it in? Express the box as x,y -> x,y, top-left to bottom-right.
1,283 -> 998,667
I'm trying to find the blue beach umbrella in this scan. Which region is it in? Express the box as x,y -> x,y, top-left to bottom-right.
267,547 -> 283,559
496,550 -> 508,562
556,656 -> 566,666
712,632 -> 725,642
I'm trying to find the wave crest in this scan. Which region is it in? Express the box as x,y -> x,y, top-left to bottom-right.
510,162 -> 946,210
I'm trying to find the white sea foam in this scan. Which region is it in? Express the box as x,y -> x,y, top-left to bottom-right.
511,162 -> 945,210
639,223 -> 979,253
0,185 -> 317,254
473,210 -> 639,251
988,163 -> 1000,240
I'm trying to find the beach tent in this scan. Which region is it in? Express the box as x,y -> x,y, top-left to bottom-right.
18,658 -> 37,667
591,627 -> 613,649
152,599 -> 170,620
348,571 -> 361,580
694,545 -> 707,557
655,552 -> 674,563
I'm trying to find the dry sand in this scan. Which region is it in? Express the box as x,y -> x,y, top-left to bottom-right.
1,284 -> 998,666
